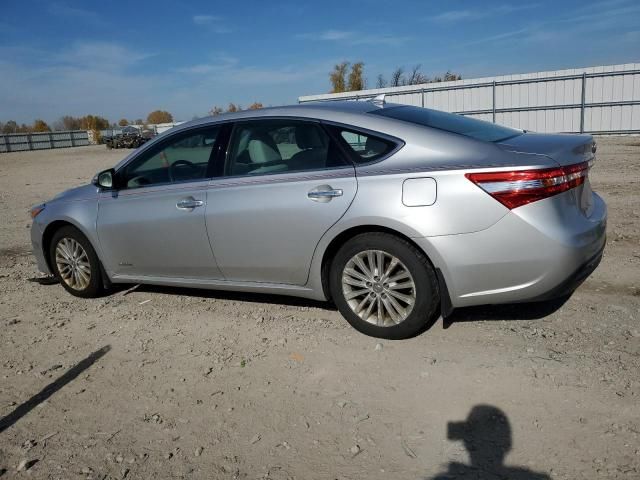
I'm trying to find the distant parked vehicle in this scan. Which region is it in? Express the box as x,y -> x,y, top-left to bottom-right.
105,127 -> 153,150
29,99 -> 606,339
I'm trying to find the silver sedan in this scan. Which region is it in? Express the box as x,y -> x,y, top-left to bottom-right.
30,99 -> 606,339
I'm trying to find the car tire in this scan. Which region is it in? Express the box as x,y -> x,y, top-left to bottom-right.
329,233 -> 440,339
49,226 -> 104,298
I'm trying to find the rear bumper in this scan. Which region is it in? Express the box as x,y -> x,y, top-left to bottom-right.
528,242 -> 604,302
417,190 -> 607,308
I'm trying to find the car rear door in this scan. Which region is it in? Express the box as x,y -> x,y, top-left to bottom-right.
205,119 -> 356,285
97,125 -> 225,280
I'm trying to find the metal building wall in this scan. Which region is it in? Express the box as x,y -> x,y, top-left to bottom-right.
299,63 -> 640,134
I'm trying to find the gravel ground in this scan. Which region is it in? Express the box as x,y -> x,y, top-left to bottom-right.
0,139 -> 638,479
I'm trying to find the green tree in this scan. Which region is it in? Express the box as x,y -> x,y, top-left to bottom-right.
329,62 -> 349,93
147,110 -> 173,124
118,118 -> 129,126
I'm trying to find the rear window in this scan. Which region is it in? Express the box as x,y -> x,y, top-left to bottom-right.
370,105 -> 521,143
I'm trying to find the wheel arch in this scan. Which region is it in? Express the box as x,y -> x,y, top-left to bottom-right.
319,225 -> 449,313
41,219 -> 109,287
42,220 -> 79,272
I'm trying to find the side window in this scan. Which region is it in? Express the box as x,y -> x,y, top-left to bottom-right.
121,128 -> 219,188
225,120 -> 347,176
338,128 -> 397,163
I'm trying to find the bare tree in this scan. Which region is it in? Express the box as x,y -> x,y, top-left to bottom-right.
390,67 -> 405,87
61,116 -> 80,130
3,121 -> 18,134
329,62 -> 350,93
407,64 -> 429,85
376,74 -> 387,88
383,67 -> 462,86
444,70 -> 462,81
347,62 -> 365,91
248,102 -> 263,110
209,106 -> 224,116
227,103 -> 239,113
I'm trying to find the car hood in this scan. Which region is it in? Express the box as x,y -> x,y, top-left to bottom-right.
51,183 -> 98,203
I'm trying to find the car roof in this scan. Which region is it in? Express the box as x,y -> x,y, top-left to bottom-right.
181,101 -> 384,128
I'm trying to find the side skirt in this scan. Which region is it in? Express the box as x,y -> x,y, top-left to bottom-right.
110,274 -> 323,300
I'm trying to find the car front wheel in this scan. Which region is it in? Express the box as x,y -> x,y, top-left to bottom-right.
329,233 -> 440,339
49,226 -> 104,298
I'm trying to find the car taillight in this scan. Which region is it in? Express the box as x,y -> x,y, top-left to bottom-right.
465,161 -> 590,209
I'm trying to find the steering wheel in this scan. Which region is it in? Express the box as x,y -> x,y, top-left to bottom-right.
169,159 -> 199,182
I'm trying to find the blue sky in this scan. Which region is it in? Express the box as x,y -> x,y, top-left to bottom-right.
1,0 -> 639,123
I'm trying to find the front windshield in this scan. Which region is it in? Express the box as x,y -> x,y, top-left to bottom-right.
370,105 -> 522,143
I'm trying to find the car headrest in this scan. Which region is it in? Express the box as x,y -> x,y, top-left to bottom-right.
295,126 -> 324,150
248,133 -> 281,163
364,135 -> 388,157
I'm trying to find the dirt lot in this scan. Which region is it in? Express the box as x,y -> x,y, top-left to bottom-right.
0,139 -> 638,479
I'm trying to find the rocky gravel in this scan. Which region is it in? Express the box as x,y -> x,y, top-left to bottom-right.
0,139 -> 638,479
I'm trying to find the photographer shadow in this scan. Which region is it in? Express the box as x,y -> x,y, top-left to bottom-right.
428,405 -> 551,480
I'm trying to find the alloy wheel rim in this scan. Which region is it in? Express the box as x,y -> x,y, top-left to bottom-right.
341,249 -> 416,327
55,237 -> 91,290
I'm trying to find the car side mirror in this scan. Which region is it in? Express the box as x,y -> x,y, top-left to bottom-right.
93,168 -> 117,190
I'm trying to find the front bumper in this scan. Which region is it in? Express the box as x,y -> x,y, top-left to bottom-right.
30,218 -> 51,275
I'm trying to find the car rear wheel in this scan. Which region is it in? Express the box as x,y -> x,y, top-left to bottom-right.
50,226 -> 104,298
329,233 -> 440,339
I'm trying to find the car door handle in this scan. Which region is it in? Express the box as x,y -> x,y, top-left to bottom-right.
308,186 -> 343,202
176,198 -> 204,210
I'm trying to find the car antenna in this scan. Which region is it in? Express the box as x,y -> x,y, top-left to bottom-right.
369,94 -> 386,107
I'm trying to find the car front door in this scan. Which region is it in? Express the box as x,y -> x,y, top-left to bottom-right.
205,119 -> 356,285
97,125 -> 225,280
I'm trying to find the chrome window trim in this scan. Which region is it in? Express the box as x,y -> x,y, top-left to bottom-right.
99,178 -> 212,199
220,117 -> 352,180
114,124 -> 223,189
117,115 -> 405,182
320,120 -> 405,167
207,166 -> 354,189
